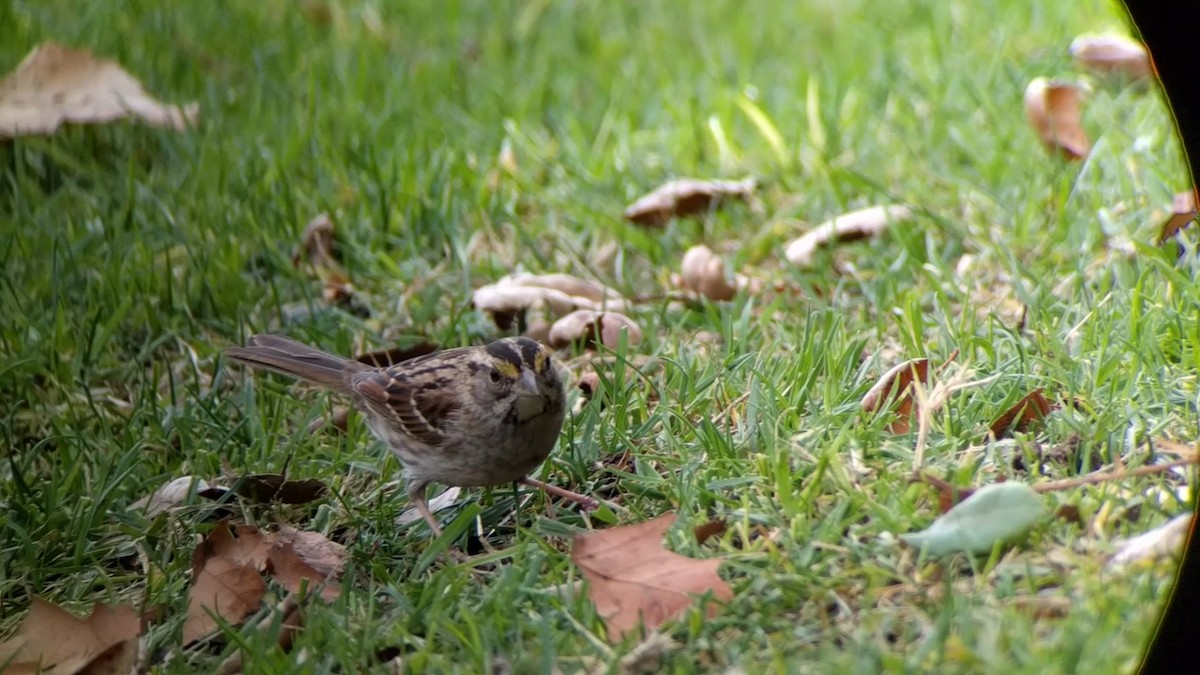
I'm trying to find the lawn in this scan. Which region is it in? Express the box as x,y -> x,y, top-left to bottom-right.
1,0 -> 1194,673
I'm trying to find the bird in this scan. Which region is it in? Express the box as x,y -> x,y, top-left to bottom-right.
225,334 -> 596,536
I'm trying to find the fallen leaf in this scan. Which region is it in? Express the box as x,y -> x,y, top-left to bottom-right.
0,598 -> 140,675
623,178 -> 756,226
899,482 -> 1046,557
1024,78 -> 1090,160
548,310 -> 643,350
267,537 -> 344,602
0,42 -> 198,138
1158,189 -> 1198,243
575,371 -> 602,399
319,271 -> 370,318
679,245 -> 737,301
1069,34 -> 1152,80
784,205 -> 914,267
233,474 -> 327,505
354,341 -> 440,368
291,213 -> 339,270
989,388 -> 1057,439
472,273 -> 627,333
692,519 -> 727,545
131,475 -> 229,516
307,406 -> 352,435
184,523 -> 270,644
860,358 -> 930,433
570,514 -> 734,642
272,526 -> 345,581
1109,513 -> 1192,567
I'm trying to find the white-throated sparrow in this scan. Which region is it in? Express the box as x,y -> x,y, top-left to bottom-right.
226,334 -> 597,535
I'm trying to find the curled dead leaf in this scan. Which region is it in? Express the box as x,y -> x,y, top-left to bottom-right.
570,514 -> 733,642
989,388 -> 1057,439
472,273 -> 627,332
548,310 -> 642,350
624,178 -> 756,226
784,205 -> 913,267
1024,78 -> 1090,160
267,527 -> 345,602
292,213 -> 338,269
860,358 -> 929,434
0,598 -> 140,675
1159,189 -> 1198,243
1069,34 -> 1152,80
233,474 -> 327,505
679,245 -> 737,301
0,42 -> 199,137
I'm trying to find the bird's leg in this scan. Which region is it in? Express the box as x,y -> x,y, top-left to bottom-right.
520,476 -> 599,510
415,494 -> 445,538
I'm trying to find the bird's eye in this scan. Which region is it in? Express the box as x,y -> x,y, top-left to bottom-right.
489,369 -> 502,383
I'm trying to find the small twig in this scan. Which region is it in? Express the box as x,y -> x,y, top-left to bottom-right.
1033,456 -> 1199,493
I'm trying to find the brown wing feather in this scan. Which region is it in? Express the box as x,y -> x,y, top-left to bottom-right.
350,367 -> 459,446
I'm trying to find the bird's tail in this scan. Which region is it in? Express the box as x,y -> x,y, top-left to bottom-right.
225,334 -> 361,393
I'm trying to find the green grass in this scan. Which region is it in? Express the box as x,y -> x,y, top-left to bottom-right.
1,0 -> 1195,672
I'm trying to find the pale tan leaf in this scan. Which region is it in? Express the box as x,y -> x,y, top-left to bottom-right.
784,205 -> 913,267
1110,513 -> 1192,567
0,598 -> 139,675
547,310 -> 642,350
0,42 -> 198,138
679,245 -> 737,301
571,514 -> 733,642
1069,34 -> 1152,80
1024,78 -> 1090,160
624,178 -> 756,227
130,475 -> 227,517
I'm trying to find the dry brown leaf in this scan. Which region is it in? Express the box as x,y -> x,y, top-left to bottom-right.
1159,189 -> 1198,243
1024,78 -> 1090,160
184,523 -> 270,644
571,514 -> 733,642
989,388 -> 1057,439
233,474 -> 327,505
548,310 -> 643,350
860,358 -> 930,434
292,214 -> 338,270
0,598 -> 140,675
0,42 -> 198,138
473,273 -> 627,333
623,178 -> 756,226
267,544 -> 342,602
784,205 -> 913,267
1069,34 -> 1152,80
679,245 -> 736,301
272,526 -> 346,579
692,519 -> 727,545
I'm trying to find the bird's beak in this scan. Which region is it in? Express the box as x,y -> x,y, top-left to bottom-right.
517,368 -> 540,397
